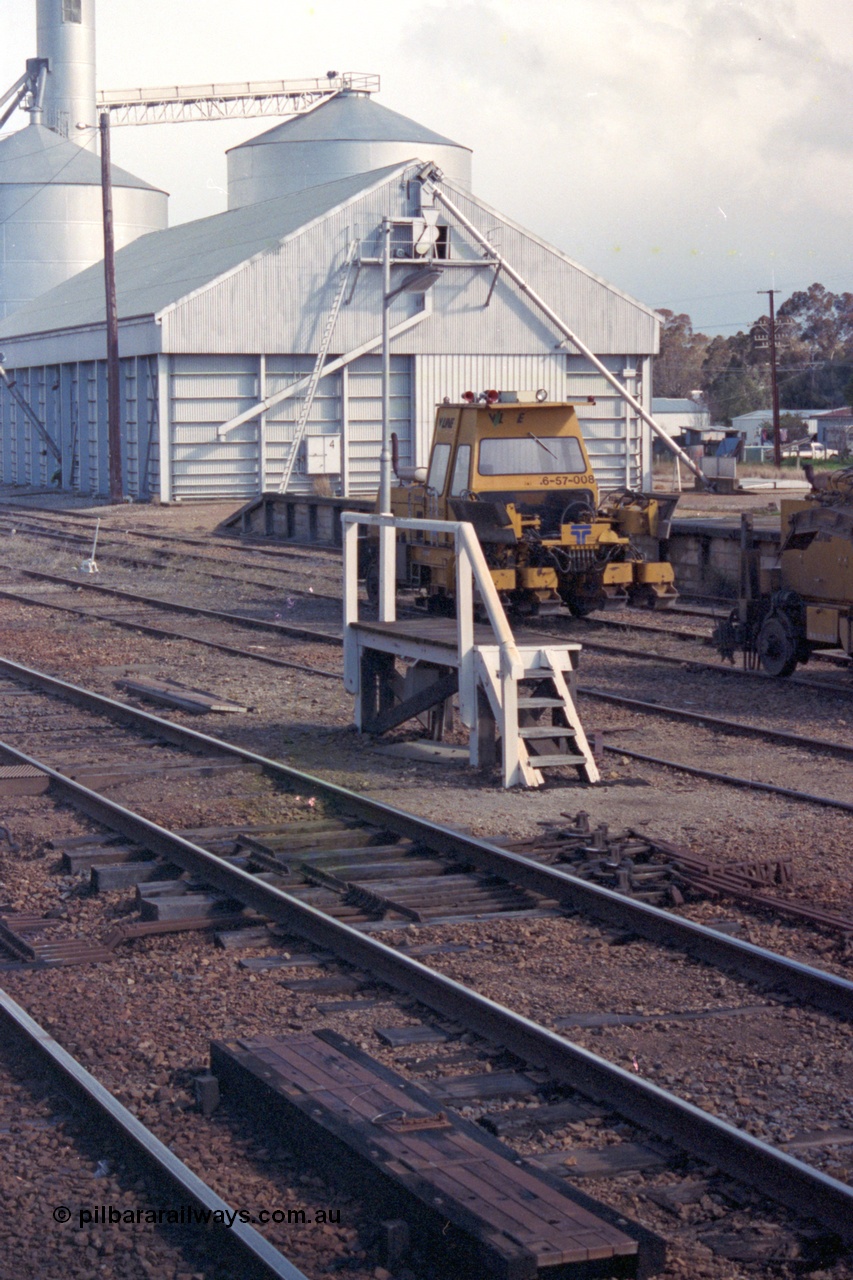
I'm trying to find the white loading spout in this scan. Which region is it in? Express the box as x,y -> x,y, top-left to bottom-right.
416,164 -> 710,489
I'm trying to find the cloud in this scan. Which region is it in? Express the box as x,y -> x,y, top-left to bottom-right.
396,0 -> 852,322
1,0 -> 849,329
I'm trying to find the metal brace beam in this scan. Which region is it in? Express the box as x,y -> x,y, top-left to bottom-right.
0,365 -> 61,463
416,164 -> 709,487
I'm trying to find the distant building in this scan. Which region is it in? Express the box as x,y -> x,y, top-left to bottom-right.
651,397 -> 710,438
731,408 -> 826,447
814,407 -> 853,456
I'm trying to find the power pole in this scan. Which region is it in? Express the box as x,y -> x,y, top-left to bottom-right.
758,289 -> 782,469
100,111 -> 122,502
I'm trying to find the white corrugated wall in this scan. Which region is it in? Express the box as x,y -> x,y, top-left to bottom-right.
0,356 -> 159,497
566,353 -> 651,492
413,353 -> 651,490
164,351 -> 412,500
169,355 -> 260,500
346,354 -> 412,495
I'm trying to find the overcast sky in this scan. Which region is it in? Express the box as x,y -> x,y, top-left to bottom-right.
2,0 -> 851,334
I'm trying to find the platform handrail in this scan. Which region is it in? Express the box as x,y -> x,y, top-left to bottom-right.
341,512 -> 524,729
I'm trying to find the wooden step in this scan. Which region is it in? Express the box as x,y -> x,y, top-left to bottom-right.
518,725 -> 577,739
517,696 -> 564,709
525,753 -> 589,768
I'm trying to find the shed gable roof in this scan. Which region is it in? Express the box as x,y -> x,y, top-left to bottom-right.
1,163 -> 660,359
0,163 -> 406,341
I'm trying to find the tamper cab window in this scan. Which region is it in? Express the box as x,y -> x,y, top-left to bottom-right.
478,436 -> 586,476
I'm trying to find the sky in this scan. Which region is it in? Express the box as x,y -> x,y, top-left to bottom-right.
2,0 -> 851,335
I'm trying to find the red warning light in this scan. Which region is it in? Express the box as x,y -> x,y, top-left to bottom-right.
484,389 -> 500,405
461,390 -> 476,403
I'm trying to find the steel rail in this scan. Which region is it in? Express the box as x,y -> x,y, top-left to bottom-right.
579,614 -> 852,670
572,636 -> 853,697
581,685 -> 853,761
6,514 -> 849,687
0,654 -> 851,1026
604,742 -> 853,816
0,987 -> 308,1280
0,520 -> 342,604
0,586 -> 341,680
0,730 -> 851,1242
0,504 -> 343,567
5,566 -> 341,646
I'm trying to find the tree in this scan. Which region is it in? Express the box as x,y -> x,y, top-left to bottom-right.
844,374 -> 853,410
777,283 -> 853,363
650,284 -> 852,425
653,310 -> 710,398
775,284 -> 853,408
701,333 -> 768,424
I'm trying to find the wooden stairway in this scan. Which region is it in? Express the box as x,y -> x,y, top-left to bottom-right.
475,644 -> 600,788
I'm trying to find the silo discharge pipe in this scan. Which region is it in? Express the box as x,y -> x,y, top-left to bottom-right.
416,165 -> 709,488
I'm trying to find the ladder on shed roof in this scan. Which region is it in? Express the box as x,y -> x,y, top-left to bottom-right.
277,240 -> 358,495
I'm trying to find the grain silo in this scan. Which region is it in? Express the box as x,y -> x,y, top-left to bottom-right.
0,0 -> 167,319
227,91 -> 472,208
36,0 -> 97,145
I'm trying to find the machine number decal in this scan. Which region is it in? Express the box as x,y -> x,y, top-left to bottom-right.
540,474 -> 593,487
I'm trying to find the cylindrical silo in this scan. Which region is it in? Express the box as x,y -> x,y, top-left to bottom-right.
227,92 -> 472,209
0,122 -> 168,320
37,0 -> 97,149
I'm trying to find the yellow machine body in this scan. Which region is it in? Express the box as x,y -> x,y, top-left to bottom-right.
777,491 -> 853,655
715,467 -> 853,676
378,399 -> 677,616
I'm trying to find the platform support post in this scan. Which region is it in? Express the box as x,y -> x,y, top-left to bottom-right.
359,649 -> 395,731
471,687 -> 497,767
455,542 -> 475,728
342,515 -> 361,694
378,520 -> 396,623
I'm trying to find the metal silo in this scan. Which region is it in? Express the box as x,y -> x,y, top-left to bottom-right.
227,92 -> 472,209
0,122 -> 168,319
36,0 -> 97,147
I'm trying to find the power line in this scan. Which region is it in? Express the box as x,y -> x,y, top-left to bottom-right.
0,139 -> 97,229
657,275 -> 852,309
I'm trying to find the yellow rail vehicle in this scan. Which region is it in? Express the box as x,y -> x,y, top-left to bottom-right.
375,394 -> 678,617
715,466 -> 853,676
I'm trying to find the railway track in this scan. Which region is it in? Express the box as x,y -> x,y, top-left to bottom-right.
0,654 -> 851,1261
0,566 -> 342,679
3,561 -> 852,822
0,506 -> 344,585
4,506 -> 853,697
0,986 -> 307,1280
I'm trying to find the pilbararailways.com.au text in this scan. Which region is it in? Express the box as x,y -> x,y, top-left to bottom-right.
52,1204 -> 341,1229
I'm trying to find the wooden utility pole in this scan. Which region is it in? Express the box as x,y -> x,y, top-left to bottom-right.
758,289 -> 782,469
100,111 -> 122,502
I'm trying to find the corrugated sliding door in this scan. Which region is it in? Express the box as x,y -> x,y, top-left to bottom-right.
169,355 -> 260,500
346,354 -> 412,495
566,354 -> 650,492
